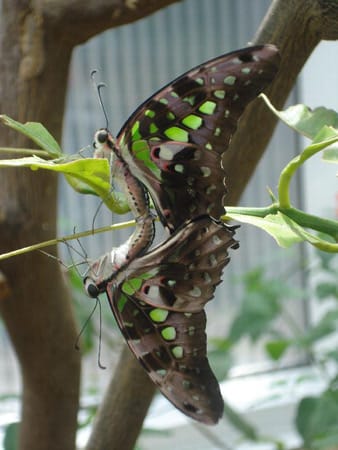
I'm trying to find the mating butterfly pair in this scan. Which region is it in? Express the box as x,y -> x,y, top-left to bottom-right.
84,44 -> 280,424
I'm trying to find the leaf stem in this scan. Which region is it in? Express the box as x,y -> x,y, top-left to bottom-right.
0,147 -> 50,158
225,205 -> 338,241
278,134 -> 338,208
281,206 -> 338,239
0,220 -> 137,261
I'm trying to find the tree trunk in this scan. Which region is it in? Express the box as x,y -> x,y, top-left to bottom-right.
0,1 -> 180,450
224,0 -> 338,205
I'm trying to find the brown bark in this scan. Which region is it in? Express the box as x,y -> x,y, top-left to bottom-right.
86,347 -> 156,450
224,0 -> 338,205
0,1 -> 180,450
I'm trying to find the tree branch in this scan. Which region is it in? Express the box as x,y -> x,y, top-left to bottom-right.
41,0 -> 181,44
224,0 -> 338,205
85,346 -> 156,450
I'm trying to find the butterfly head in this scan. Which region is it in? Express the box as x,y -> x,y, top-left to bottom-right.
83,244 -> 129,298
83,252 -> 115,298
83,276 -> 100,298
93,128 -> 116,159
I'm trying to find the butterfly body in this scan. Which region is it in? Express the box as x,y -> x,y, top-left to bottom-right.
91,129 -> 156,287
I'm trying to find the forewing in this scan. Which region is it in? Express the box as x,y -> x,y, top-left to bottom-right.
117,45 -> 280,230
107,288 -> 224,424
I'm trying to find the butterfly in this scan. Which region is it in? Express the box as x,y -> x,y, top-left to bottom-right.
93,44 -> 280,233
85,44 -> 279,423
85,215 -> 239,424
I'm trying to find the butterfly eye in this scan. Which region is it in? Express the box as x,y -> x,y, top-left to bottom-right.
95,129 -> 109,144
84,277 -> 100,298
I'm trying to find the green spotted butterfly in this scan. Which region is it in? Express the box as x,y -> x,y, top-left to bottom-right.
86,44 -> 279,423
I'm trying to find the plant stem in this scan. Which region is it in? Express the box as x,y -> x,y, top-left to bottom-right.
281,207 -> 338,239
278,135 -> 338,208
0,219 -> 137,261
225,205 -> 338,240
0,147 -> 50,158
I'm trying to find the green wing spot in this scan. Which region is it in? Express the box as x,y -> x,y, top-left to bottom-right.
159,98 -> 169,105
205,142 -> 213,150
161,326 -> 176,341
149,308 -> 169,323
241,67 -> 251,74
224,75 -> 236,86
122,277 -> 143,295
182,114 -> 203,130
156,369 -> 167,377
183,95 -> 196,106
170,91 -> 179,98
195,77 -> 204,85
117,294 -> 128,313
188,326 -> 196,336
131,140 -> 147,152
131,121 -> 142,141
164,126 -> 189,142
166,112 -> 176,121
150,123 -> 159,134
145,109 -> 155,118
171,346 -> 184,359
214,127 -> 221,137
198,100 -> 216,115
224,109 -> 230,118
214,89 -> 225,99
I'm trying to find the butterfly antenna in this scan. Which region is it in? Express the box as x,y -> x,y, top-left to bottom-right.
91,70 -> 109,130
91,200 -> 104,234
62,233 -> 88,279
97,298 -> 106,369
39,250 -> 69,270
75,298 -> 99,350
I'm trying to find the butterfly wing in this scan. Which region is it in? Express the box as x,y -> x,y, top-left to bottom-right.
118,215 -> 238,312
117,45 -> 280,231
106,287 -> 224,424
100,217 -> 236,423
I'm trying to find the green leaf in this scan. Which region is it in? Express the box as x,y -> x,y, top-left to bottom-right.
313,426 -> 338,449
323,147 -> 338,164
296,390 -> 338,448
0,155 -> 129,214
261,98 -> 338,140
299,310 -> 338,347
316,282 -> 338,300
4,422 -> 20,450
265,339 -> 290,360
226,212 -> 303,248
0,114 -> 62,157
